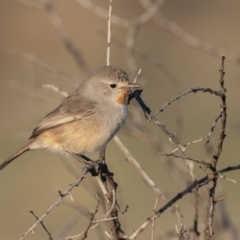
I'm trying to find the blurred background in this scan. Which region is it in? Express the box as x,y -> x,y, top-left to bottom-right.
1,0 -> 240,239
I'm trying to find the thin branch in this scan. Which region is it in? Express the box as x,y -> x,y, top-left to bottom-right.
218,174 -> 240,186
75,0 -> 129,28
204,56 -> 227,240
29,210 -> 53,240
134,90 -> 185,150
134,69 -> 142,83
79,194 -> 101,240
157,152 -> 210,167
114,136 -> 162,196
176,225 -> 187,240
106,0 -> 113,66
135,0 -> 164,25
129,163 -> 240,240
205,110 -> 223,145
192,187 -> 200,240
114,136 -> 187,230
139,0 -> 240,66
150,87 -> 222,121
43,84 -> 69,97
19,166 -> 89,240
66,189 -> 117,239
92,217 -> 118,224
151,196 -> 159,240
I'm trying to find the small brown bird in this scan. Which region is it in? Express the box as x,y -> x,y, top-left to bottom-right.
0,66 -> 142,170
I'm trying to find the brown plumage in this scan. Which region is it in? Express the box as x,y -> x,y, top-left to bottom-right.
0,66 -> 142,170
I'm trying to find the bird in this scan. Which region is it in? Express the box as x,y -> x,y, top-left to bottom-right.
0,66 -> 142,171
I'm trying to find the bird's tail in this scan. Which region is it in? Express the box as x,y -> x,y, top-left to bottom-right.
0,143 -> 31,171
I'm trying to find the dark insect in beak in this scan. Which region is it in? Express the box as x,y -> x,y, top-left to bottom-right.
125,82 -> 143,105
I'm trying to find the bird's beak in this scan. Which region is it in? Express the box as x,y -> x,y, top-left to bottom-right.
125,82 -> 143,105
125,82 -> 142,91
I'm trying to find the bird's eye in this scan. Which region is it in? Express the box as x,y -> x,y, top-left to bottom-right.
109,83 -> 117,88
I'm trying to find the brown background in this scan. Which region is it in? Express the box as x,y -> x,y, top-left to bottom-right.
1,0 -> 240,239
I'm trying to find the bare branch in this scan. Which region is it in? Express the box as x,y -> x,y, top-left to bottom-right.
29,210 -> 53,240
139,0 -> 240,66
151,196 -> 159,240
156,152 -> 210,167
219,174 -> 240,186
19,167 -> 89,240
114,136 -> 162,196
129,163 -> 240,240
43,84 -> 69,97
204,56 -> 227,240
75,0 -> 129,28
79,194 -> 101,240
150,87 -> 222,120
106,0 -> 113,66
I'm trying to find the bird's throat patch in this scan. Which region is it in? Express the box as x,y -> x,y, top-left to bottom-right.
116,89 -> 128,105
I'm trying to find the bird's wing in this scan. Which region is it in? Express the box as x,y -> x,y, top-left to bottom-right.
30,92 -> 97,139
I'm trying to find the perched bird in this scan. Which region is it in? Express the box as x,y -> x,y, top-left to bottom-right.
0,66 -> 142,170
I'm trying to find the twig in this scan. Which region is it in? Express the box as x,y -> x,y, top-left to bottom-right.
151,196 -> 159,240
134,90 -> 185,150
193,187 -> 200,240
133,69 -> 142,83
205,110 -> 223,145
156,152 -> 210,167
139,0 -> 240,66
79,194 -> 101,240
92,217 -> 118,224
66,189 -> 117,239
114,136 -> 162,195
43,84 -> 69,97
135,0 -> 164,25
218,174 -> 240,186
29,210 -> 53,240
114,136 -> 187,231
174,206 -> 190,240
204,56 -> 227,240
105,231 -> 113,239
176,225 -> 187,240
129,163 -> 240,240
95,176 -> 109,203
106,0 -> 113,66
75,0 -> 129,28
19,166 -> 90,240
150,87 -> 222,121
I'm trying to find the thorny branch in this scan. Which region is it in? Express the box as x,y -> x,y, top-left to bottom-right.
19,166 -> 90,240
130,57 -> 227,240
29,210 -> 53,240
8,0 -> 239,239
204,56 -> 227,240
129,163 -> 240,240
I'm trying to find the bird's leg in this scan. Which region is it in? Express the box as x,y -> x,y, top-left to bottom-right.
77,154 -> 103,176
68,151 -> 112,177
78,154 -> 93,162
68,152 -> 92,164
67,152 -> 102,176
99,148 -> 106,163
